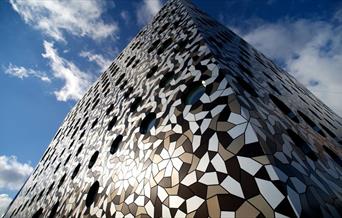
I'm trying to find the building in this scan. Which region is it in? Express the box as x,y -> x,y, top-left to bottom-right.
5,0 -> 342,217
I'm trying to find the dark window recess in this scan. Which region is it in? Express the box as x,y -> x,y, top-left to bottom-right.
320,123 -> 336,138
80,117 -> 89,130
49,201 -> 59,218
36,189 -> 45,202
287,129 -> 318,161
175,40 -> 187,53
69,140 -> 75,149
158,22 -> 170,34
297,111 -> 325,137
115,74 -> 125,86
159,71 -> 174,88
71,163 -> 81,179
64,154 -> 71,166
146,65 -> 158,78
79,130 -> 86,140
140,113 -> 157,134
119,80 -> 127,90
88,151 -> 99,169
46,182 -> 54,196
323,145 -> 342,167
110,135 -> 123,154
106,104 -> 114,116
148,39 -> 160,53
86,181 -> 100,207
267,82 -> 282,95
58,174 -> 66,188
124,87 -> 133,99
107,116 -> 118,131
91,99 -> 100,110
182,81 -> 206,105
269,94 -> 299,123
91,118 -> 98,129
130,97 -> 142,112
238,63 -> 254,78
157,38 -> 173,55
235,77 -> 258,97
76,144 -> 84,157
54,163 -> 61,174
32,208 -> 43,218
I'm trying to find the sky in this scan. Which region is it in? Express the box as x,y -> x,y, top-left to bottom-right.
0,0 -> 341,215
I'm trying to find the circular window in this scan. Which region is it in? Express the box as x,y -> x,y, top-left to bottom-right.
159,71 -> 174,88
235,76 -> 258,97
49,201 -> 59,218
107,116 -> 118,131
86,181 -> 99,207
146,65 -> 158,78
182,81 -> 206,105
287,129 -> 318,161
140,113 -> 156,134
88,151 -> 99,169
323,145 -> 342,167
130,97 -> 142,112
269,94 -> 299,123
110,135 -> 123,154
297,111 -> 325,137
71,163 -> 81,180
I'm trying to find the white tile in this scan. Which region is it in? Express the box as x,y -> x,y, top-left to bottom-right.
186,196 -> 205,212
237,156 -> 262,176
245,123 -> 258,144
211,154 -> 227,173
181,171 -> 197,186
197,153 -> 209,172
199,172 -> 219,185
221,176 -> 244,198
228,113 -> 247,125
256,178 -> 285,209
228,123 -> 247,139
169,196 -> 185,208
208,133 -> 219,152
221,211 -> 235,218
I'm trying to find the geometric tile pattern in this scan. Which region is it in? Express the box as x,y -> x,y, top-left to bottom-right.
4,0 -> 342,217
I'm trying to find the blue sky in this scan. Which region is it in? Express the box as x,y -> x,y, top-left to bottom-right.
0,0 -> 341,214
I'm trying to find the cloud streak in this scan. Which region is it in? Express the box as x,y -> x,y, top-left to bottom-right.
80,51 -> 113,73
232,13 -> 342,116
4,63 -> 51,82
42,41 -> 93,101
10,0 -> 118,42
0,194 -> 12,217
136,0 -> 162,25
0,155 -> 33,191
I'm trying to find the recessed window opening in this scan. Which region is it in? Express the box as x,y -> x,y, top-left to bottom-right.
88,151 -> 99,169
115,74 -> 125,86
46,182 -> 54,196
235,76 -> 258,97
267,82 -> 282,95
238,63 -> 254,78
297,111 -> 325,137
287,129 -> 318,161
80,117 -> 89,130
32,208 -> 43,218
64,154 -> 71,166
320,123 -> 336,138
148,39 -> 160,53
79,130 -> 86,140
130,97 -> 142,112
58,173 -> 66,188
49,201 -> 59,218
106,104 -> 114,116
182,81 -> 206,105
110,135 -> 123,154
91,118 -> 98,129
86,181 -> 99,207
76,144 -> 83,157
323,145 -> 342,167
71,163 -> 81,180
146,65 -> 158,79
159,71 -> 174,88
107,116 -> 118,131
157,38 -> 173,55
119,80 -> 127,90
140,113 -> 156,134
269,94 -> 299,123
124,87 -> 133,99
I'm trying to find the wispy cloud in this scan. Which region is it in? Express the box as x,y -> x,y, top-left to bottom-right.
120,10 -> 130,24
4,63 -> 51,82
231,12 -> 342,116
80,51 -> 113,73
136,0 -> 162,25
0,194 -> 12,217
42,41 -> 93,101
10,0 -> 118,42
0,155 -> 33,191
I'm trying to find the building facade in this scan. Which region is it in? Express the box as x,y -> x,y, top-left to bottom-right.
5,0 -> 342,217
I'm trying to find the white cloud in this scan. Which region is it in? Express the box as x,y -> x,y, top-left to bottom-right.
42,41 -> 93,101
10,0 -> 118,42
233,14 -> 342,116
0,194 -> 12,217
120,11 -> 130,24
80,51 -> 112,73
0,156 -> 33,191
4,63 -> 51,82
136,0 -> 162,25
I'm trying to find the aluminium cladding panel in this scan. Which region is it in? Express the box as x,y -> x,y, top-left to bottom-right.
5,0 -> 342,217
